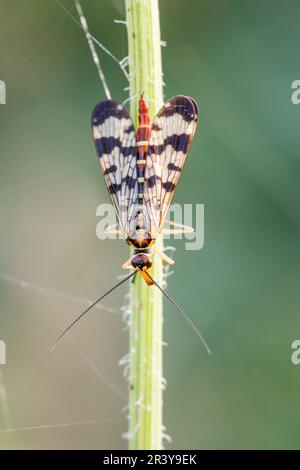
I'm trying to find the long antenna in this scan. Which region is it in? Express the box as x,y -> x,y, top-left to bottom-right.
51,271 -> 136,351
73,0 -> 111,99
146,272 -> 211,354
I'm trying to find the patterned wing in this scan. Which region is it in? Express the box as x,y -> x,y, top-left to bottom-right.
92,100 -> 137,236
144,96 -> 198,236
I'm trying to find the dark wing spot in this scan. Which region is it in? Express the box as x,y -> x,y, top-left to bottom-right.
122,176 -> 136,189
104,165 -> 117,175
108,183 -> 122,194
158,96 -> 197,123
166,134 -> 191,153
91,100 -> 130,126
95,137 -> 135,158
162,181 -> 176,192
125,123 -> 135,134
147,175 -> 156,188
167,162 -> 182,172
153,134 -> 191,155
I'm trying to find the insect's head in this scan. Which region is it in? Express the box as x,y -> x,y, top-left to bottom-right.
131,253 -> 152,271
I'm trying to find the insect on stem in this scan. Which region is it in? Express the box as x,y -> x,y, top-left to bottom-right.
55,0 -> 208,451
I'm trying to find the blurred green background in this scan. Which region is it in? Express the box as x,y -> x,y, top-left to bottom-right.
1,0 -> 300,450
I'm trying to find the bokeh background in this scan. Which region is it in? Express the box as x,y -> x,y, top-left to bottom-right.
0,0 -> 300,450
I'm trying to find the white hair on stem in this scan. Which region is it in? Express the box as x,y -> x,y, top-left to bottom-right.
114,19 -> 127,26
122,93 -> 139,106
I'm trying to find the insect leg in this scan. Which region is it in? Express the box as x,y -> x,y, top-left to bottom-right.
104,224 -> 122,235
153,247 -> 175,265
122,257 -> 134,270
131,272 -> 138,284
162,220 -> 194,234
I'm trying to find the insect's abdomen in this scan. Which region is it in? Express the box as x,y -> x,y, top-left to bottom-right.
136,97 -> 150,203
130,97 -> 151,244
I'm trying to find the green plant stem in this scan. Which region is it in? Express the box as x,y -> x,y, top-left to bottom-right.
125,0 -> 164,450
